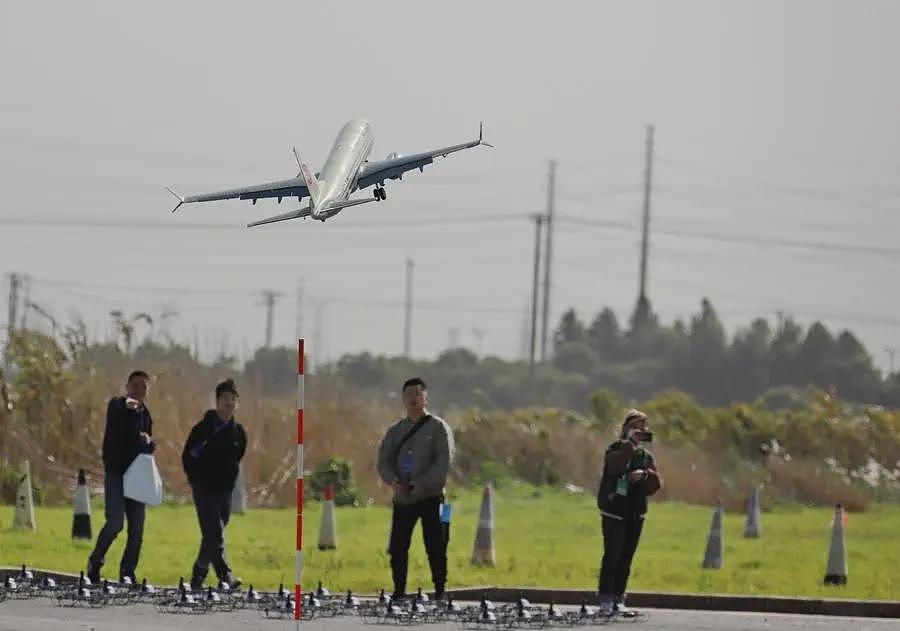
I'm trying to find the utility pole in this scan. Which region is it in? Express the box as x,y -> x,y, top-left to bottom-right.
258,290 -> 281,348
529,214 -> 545,378
448,327 -> 460,350
18,275 -> 30,331
638,124 -> 655,303
472,327 -> 485,356
403,258 -> 414,357
295,277 -> 305,341
314,301 -> 324,371
5,273 -> 20,370
886,346 -> 897,375
540,160 -> 557,361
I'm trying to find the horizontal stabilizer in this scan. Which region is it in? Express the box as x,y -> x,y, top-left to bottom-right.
323,198 -> 378,212
247,206 -> 312,228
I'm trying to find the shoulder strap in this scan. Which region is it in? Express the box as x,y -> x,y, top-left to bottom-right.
393,415 -> 432,460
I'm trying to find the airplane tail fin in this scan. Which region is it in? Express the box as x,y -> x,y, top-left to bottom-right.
165,187 -> 185,213
478,122 -> 493,148
293,147 -> 320,208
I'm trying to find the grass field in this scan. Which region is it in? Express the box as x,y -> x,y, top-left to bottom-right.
2,485 -> 898,600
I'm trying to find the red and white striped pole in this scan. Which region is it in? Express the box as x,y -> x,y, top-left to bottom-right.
295,338 -> 305,623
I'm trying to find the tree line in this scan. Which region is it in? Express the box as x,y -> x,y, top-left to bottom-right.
317,298 -> 900,412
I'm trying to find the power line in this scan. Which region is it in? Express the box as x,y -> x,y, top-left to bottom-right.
556,215 -> 900,258
0,213 -> 526,231
657,155 -> 896,213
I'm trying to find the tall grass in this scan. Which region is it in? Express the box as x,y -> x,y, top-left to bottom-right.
0,333 -> 892,512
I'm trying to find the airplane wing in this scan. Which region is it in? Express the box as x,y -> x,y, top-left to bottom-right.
167,177 -> 309,213
355,122 -> 491,190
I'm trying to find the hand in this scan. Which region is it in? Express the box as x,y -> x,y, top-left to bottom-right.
138,432 -> 151,445
627,469 -> 646,484
125,397 -> 140,410
391,480 -> 405,493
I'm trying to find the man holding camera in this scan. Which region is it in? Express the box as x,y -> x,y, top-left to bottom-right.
596,409 -> 662,617
377,378 -> 454,601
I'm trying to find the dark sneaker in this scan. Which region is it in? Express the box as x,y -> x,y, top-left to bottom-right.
390,591 -> 406,601
86,559 -> 101,585
221,574 -> 242,590
597,599 -> 615,617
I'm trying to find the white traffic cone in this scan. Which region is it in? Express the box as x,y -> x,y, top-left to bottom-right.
231,462 -> 247,515
317,484 -> 338,550
12,460 -> 36,531
743,486 -> 761,538
471,483 -> 495,566
823,503 -> 848,585
701,500 -> 724,569
71,469 -> 92,539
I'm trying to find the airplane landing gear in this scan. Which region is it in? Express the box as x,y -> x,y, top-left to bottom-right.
373,186 -> 387,201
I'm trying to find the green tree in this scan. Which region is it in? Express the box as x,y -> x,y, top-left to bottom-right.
770,316 -> 803,386
552,342 -> 598,375
553,308 -> 586,353
687,298 -> 728,403
796,321 -> 835,387
625,295 -> 662,359
726,318 -> 771,401
243,346 -> 295,397
587,308 -> 623,361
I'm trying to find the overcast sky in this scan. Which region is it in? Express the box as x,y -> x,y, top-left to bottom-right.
2,1 -> 899,371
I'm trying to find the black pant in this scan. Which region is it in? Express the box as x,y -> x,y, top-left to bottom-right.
598,513 -> 644,598
190,486 -> 233,583
388,496 -> 446,595
89,473 -> 145,580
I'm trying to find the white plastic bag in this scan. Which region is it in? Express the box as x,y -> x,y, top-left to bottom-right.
123,454 -> 163,506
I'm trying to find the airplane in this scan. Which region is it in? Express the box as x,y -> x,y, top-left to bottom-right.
166,118 -> 491,226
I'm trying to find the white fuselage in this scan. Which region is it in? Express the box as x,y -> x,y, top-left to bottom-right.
314,118 -> 374,217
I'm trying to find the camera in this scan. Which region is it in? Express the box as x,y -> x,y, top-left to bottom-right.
634,430 -> 653,442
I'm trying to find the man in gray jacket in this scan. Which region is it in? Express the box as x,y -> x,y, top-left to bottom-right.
377,377 -> 454,600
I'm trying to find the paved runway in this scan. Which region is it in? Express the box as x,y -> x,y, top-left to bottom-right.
0,599 -> 898,631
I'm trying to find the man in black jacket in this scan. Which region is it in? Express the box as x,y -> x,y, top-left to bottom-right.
87,370 -> 156,584
596,409 -> 662,617
182,378 -> 247,590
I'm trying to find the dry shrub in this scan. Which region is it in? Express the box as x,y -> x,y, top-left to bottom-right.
649,443 -> 722,506
768,457 -> 869,512
3,359 -> 403,508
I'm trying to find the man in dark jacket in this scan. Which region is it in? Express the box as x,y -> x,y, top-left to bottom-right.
87,370 -> 156,584
182,378 -> 247,590
377,377 -> 454,601
596,409 -> 662,617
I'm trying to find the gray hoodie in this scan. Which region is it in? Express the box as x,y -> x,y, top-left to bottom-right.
377,413 -> 454,507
